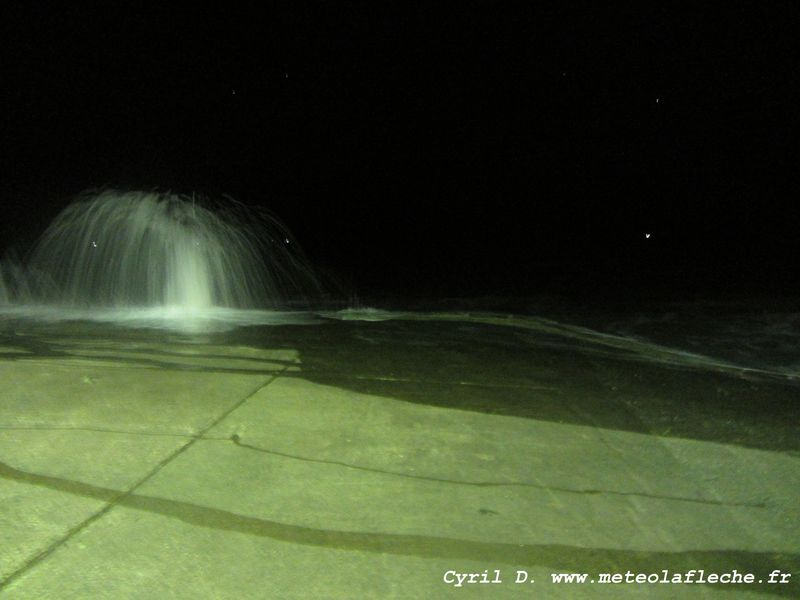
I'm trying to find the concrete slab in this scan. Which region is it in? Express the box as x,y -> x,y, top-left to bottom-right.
0,314 -> 797,598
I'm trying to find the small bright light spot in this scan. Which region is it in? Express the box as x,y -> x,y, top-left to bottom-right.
232,89 -> 236,95
645,233 -> 651,239
91,241 -> 97,247
284,238 -> 290,244
655,98 -> 660,103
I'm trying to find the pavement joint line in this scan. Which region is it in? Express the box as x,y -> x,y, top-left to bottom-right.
0,367 -> 288,592
348,375 -> 560,390
0,425 -> 197,437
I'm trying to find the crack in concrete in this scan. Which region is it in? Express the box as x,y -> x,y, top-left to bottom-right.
0,423 -> 767,512
226,434 -> 767,509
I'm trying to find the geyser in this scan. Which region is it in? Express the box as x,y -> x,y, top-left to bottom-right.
0,190 -> 324,329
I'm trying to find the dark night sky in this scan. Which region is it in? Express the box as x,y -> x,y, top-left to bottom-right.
1,3 -> 798,300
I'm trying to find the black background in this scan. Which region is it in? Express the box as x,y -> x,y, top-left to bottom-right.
2,2 -> 797,301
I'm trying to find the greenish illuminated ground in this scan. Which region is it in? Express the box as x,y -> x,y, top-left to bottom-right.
0,309 -> 797,598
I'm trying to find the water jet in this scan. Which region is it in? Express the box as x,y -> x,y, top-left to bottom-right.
0,189 -> 324,331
